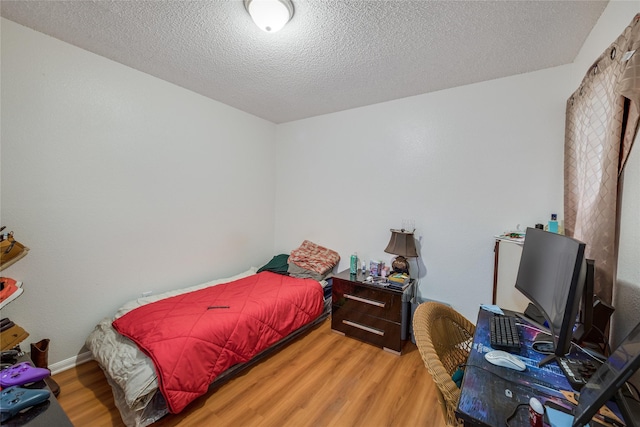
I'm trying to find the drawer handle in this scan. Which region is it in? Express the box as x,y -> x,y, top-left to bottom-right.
344,293 -> 386,308
342,320 -> 385,336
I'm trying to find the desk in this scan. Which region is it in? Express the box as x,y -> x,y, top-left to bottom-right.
456,308 -> 620,426
2,357 -> 73,427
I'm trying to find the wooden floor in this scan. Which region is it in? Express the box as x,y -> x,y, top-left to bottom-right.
53,319 -> 447,427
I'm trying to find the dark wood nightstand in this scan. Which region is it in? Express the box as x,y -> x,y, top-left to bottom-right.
331,269 -> 414,355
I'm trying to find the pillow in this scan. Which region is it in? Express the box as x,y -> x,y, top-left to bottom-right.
257,254 -> 290,275
288,240 -> 340,275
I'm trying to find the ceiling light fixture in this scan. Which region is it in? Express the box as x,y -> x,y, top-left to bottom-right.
244,0 -> 294,33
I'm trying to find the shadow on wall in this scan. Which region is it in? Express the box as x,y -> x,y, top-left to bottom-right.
612,278 -> 640,388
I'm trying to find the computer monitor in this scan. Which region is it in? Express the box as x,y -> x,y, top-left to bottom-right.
515,227 -> 586,367
525,258 -> 596,344
572,319 -> 640,427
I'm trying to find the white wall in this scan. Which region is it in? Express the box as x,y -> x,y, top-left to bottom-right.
273,1 -> 640,326
2,1 -> 638,370
1,18 -> 277,366
274,66 -> 573,322
615,145 -> 640,340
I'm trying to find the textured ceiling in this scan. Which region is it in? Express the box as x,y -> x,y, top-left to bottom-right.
1,0 -> 608,123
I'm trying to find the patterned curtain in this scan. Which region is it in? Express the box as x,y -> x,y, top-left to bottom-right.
564,14 -> 640,306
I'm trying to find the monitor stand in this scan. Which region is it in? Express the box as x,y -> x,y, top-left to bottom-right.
537,353 -> 556,368
531,338 -> 555,355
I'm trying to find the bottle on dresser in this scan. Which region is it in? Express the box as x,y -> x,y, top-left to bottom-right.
350,252 -> 358,274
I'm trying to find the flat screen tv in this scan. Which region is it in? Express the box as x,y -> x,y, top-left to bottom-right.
572,319 -> 640,427
515,227 -> 586,366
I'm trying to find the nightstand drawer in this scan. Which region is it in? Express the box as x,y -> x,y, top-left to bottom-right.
331,305 -> 402,352
332,278 -> 401,322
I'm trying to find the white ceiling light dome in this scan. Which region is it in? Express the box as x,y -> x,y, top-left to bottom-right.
244,0 -> 294,33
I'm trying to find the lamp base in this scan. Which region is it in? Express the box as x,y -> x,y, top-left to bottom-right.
391,256 -> 410,276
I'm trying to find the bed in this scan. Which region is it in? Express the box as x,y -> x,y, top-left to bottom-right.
86,242 -> 338,427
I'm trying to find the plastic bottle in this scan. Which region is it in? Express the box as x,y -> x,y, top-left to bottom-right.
529,397 -> 544,427
548,214 -> 559,233
350,253 -> 358,274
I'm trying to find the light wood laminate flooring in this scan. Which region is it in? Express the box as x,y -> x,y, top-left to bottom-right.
53,319 -> 446,426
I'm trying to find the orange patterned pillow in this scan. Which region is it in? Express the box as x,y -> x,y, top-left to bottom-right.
288,240 -> 340,275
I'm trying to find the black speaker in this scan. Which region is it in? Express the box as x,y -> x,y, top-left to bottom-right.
583,297 -> 615,345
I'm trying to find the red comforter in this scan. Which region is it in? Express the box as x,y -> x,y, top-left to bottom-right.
112,271 -> 324,413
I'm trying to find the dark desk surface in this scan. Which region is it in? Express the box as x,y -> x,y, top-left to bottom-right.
456,308 -> 620,427
3,358 -> 73,427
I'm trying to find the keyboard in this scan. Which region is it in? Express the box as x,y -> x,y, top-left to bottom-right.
490,315 -> 521,351
557,356 -> 601,391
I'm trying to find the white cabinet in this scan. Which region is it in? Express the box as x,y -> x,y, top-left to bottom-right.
493,238 -> 529,312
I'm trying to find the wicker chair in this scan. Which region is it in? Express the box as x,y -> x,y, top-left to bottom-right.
413,302 -> 476,426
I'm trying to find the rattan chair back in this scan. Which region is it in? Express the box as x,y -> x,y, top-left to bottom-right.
413,302 -> 475,426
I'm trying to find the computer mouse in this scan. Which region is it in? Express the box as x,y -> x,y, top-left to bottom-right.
484,350 -> 526,371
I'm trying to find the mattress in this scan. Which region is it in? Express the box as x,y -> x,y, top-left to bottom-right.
86,268 -> 331,426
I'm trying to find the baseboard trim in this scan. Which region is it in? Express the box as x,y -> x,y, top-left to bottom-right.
49,351 -> 93,375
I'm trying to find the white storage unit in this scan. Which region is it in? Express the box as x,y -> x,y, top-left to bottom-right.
493,238 -> 530,312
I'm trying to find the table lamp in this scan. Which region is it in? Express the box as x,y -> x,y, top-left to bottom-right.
384,229 -> 418,277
